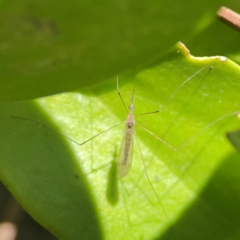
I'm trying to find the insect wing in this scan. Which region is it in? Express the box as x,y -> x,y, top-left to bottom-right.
117,125 -> 135,177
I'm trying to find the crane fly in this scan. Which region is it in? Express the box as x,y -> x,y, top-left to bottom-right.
116,65 -> 211,178
9,64 -> 239,181
113,65 -> 240,181
117,79 -> 136,177
8,63 -> 240,181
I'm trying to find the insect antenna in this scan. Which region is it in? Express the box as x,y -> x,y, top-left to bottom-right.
117,76 -> 128,113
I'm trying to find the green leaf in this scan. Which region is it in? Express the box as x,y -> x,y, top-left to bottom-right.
0,0 -> 223,101
1,43 -> 240,239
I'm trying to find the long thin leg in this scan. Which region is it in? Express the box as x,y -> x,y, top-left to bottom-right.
136,123 -> 176,150
78,121 -> 125,145
10,115 -> 125,146
136,110 -> 240,151
135,136 -> 171,225
136,65 -> 211,116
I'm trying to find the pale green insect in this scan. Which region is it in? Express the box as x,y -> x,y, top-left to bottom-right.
113,65 -> 240,179
116,80 -> 136,177
115,65 -> 210,178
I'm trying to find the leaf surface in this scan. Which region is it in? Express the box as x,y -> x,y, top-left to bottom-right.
0,43 -> 240,239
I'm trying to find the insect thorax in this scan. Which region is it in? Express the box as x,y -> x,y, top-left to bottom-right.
126,113 -> 135,128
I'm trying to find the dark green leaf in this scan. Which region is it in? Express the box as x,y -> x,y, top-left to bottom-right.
0,0 -> 223,101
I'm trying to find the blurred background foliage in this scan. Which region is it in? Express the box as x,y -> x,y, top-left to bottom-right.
0,0 -> 240,101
